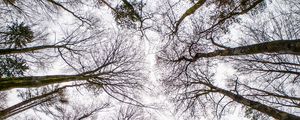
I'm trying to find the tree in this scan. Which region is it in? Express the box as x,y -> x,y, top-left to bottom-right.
0,32 -> 144,118
114,105 -> 153,120
0,0 -> 146,119
159,0 -> 300,119
153,0 -> 265,36
0,84 -> 86,119
2,0 -> 300,119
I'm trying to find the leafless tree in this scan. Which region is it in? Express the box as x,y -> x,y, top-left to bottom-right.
152,0 -> 265,39
34,100 -> 110,120
113,104 -> 155,120
0,84 -> 86,119
158,0 -> 300,119
0,1 -> 147,119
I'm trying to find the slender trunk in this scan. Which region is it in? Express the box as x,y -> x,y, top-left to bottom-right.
47,0 -> 88,24
174,0 -> 206,33
0,75 -> 90,91
100,0 -> 118,13
0,84 -> 84,119
176,40 -> 300,62
0,89 -> 60,119
0,45 -> 64,55
200,0 -> 263,34
202,82 -> 300,120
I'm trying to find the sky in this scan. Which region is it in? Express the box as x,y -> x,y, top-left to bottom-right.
2,0 -> 298,120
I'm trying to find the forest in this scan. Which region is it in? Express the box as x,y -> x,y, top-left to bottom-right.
0,0 -> 300,120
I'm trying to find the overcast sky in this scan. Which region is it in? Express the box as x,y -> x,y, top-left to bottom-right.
2,0 -> 297,120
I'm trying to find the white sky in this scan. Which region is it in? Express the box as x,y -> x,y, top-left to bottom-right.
3,0 -> 297,120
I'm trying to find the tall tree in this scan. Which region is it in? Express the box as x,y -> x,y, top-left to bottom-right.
0,0 -> 146,119
159,0 -> 300,119
2,0 -> 300,119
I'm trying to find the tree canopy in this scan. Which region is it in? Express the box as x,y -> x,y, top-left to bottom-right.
0,0 -> 300,120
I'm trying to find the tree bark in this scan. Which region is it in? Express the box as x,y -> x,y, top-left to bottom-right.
174,0 -> 206,33
176,39 -> 300,62
0,88 -> 60,119
216,88 -> 300,120
0,84 -> 84,119
0,45 -> 64,55
198,81 -> 300,120
0,75 -> 90,91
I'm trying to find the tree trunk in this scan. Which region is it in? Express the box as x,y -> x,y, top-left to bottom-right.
0,45 -> 64,55
202,82 -> 300,120
0,75 -> 90,91
0,88 -> 60,119
176,40 -> 300,62
0,84 -> 84,119
174,0 -> 206,33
